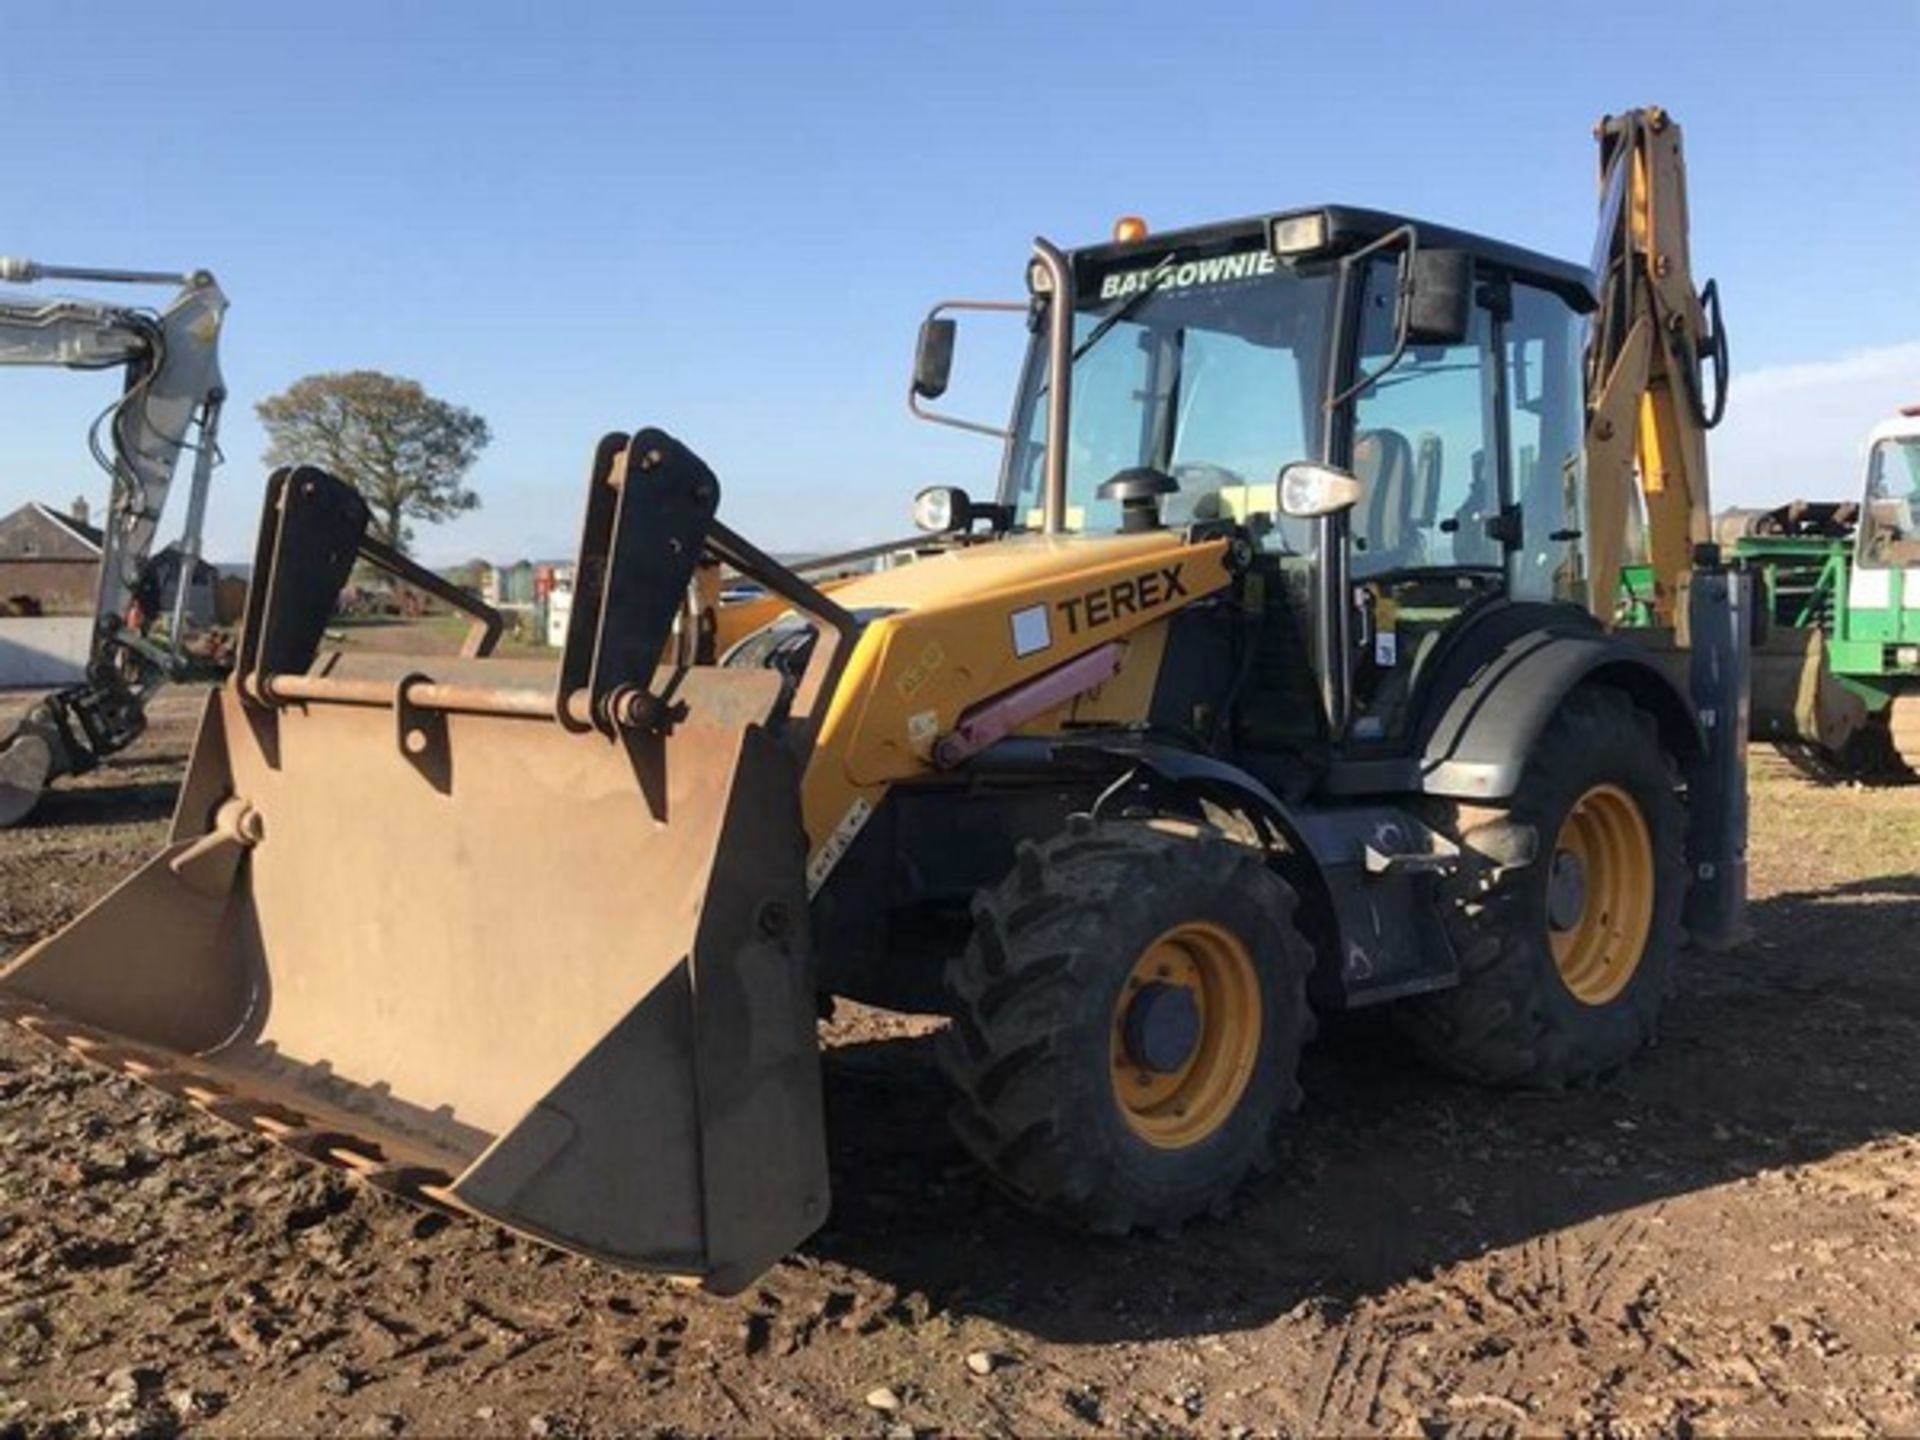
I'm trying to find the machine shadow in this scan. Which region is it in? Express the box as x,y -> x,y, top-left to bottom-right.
805,874 -> 1920,1344
25,780 -> 180,830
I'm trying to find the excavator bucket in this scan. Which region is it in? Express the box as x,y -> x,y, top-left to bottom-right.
0,431 -> 855,1293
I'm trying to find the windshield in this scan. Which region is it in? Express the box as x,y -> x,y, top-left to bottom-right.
1005,242 -> 1336,545
1861,435 -> 1920,567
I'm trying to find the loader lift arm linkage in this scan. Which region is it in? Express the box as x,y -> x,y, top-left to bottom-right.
0,257 -> 229,825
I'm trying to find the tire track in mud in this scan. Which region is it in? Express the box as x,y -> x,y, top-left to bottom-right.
1575,1202 -> 1664,1325
1308,1324 -> 1403,1432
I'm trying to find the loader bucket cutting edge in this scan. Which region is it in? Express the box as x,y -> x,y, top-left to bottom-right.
0,673 -> 829,1295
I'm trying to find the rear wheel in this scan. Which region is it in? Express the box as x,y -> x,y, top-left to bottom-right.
1396,686 -> 1685,1086
939,821 -> 1315,1234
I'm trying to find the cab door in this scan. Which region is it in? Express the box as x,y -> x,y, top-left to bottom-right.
1341,256 -> 1508,743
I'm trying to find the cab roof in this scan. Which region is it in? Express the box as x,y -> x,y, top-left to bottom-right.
1074,204 -> 1597,314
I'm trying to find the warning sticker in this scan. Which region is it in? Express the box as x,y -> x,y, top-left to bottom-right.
1010,603 -> 1052,658
807,795 -> 874,897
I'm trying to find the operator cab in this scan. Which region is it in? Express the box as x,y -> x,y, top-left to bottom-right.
977,206 -> 1596,761
1858,411 -> 1920,568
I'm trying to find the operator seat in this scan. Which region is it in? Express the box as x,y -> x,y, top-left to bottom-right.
1353,427 -> 1419,568
1867,496 -> 1915,560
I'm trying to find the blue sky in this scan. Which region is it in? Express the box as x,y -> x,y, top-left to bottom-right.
1,1 -> 1915,564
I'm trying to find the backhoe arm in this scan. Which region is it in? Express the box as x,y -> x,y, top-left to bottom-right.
1582,108 -> 1729,624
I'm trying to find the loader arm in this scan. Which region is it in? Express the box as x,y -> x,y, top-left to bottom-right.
1581,108 -> 1728,624
0,259 -> 227,822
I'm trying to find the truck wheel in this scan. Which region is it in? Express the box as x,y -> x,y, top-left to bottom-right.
939,821 -> 1315,1234
1397,686 -> 1684,1086
1889,694 -> 1920,780
1772,722 -> 1909,785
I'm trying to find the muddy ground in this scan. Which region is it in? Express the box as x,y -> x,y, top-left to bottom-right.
1,685 -> 1917,1436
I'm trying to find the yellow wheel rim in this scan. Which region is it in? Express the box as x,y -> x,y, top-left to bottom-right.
1547,783 -> 1654,1006
1109,921 -> 1262,1149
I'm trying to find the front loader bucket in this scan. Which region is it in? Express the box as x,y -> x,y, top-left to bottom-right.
0,433 -> 858,1294
0,672 -> 824,1291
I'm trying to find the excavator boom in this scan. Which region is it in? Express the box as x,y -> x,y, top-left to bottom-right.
0,259 -> 227,823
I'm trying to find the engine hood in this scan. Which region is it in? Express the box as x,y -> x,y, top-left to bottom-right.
818,530 -> 1196,614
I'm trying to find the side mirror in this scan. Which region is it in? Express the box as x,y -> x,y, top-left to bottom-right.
912,318 -> 957,400
1278,461 -> 1364,518
913,484 -> 972,533
1406,249 -> 1474,346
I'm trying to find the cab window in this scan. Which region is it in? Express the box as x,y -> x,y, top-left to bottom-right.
1351,259 -> 1499,578
1505,283 -> 1587,601
1861,437 -> 1920,567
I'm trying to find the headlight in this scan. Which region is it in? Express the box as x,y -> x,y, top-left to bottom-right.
1025,258 -> 1054,294
1278,461 -> 1364,518
913,485 -> 970,533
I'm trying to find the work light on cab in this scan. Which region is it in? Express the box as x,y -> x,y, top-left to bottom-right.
913,484 -> 968,533
1269,210 -> 1330,258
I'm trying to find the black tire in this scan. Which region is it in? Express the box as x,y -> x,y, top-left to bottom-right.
1395,685 -> 1685,1087
939,821 -> 1315,1234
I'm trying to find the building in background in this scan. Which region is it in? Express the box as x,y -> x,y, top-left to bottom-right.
0,500 -> 101,614
0,500 -> 219,626
146,544 -> 221,627
544,564 -> 575,648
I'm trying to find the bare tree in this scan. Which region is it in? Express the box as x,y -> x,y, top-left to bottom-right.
256,371 -> 489,551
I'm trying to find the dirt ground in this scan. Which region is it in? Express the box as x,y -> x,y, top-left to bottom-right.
1,686 -> 1918,1437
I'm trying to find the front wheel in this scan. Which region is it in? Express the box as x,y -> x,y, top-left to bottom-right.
1396,685 -> 1685,1086
939,821 -> 1315,1234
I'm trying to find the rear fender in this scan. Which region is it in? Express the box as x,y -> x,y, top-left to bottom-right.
1416,630 -> 1703,801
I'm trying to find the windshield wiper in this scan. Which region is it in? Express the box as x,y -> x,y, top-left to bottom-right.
1070,250 -> 1185,363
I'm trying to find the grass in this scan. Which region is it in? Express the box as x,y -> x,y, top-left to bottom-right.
328,611 -> 555,660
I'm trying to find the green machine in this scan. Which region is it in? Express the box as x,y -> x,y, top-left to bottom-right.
1694,407 -> 1920,782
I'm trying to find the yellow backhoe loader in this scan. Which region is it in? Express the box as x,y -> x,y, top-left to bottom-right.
1,107 -> 1752,1294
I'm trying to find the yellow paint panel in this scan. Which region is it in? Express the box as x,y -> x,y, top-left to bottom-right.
798,535 -> 1232,859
